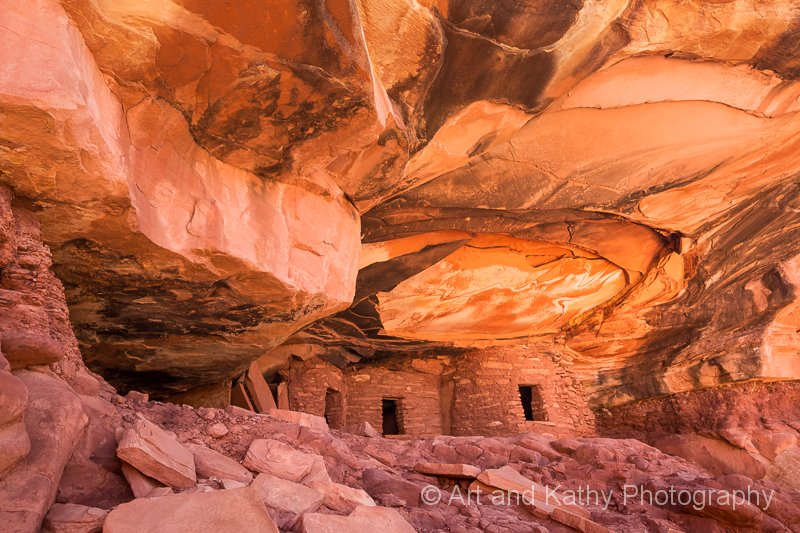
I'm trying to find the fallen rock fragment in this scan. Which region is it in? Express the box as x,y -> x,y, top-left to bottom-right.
186,443 -> 253,484
276,383 -> 290,410
146,487 -> 174,498
316,482 -> 376,513
42,503 -> 107,533
414,462 -> 481,479
244,362 -> 277,412
124,391 -> 148,403
221,479 -> 247,489
346,421 -> 379,438
103,487 -> 278,533
301,456 -> 376,513
476,466 -> 591,519
224,404 -> 255,417
230,382 -> 256,412
205,423 -> 229,438
197,408 -> 216,421
300,505 -> 415,533
57,395 -> 132,508
267,408 -> 329,431
242,439 -> 317,482
116,415 -> 196,489
476,466 -> 539,494
362,468 -> 421,507
302,456 -> 333,486
252,473 -> 324,528
120,463 -> 162,498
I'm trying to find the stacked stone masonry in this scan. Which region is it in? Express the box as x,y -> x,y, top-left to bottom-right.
285,345 -> 594,438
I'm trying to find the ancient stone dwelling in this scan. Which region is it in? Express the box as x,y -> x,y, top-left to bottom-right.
2,0 -> 800,532
282,346 -> 594,438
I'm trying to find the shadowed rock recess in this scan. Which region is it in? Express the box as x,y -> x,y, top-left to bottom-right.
1,0 -> 800,531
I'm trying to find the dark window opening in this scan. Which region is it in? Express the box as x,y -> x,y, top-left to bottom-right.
382,399 -> 402,435
324,388 -> 344,429
519,385 -> 547,421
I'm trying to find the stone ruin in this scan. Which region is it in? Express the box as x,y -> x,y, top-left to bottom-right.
280,346 -> 594,438
1,0 -> 800,532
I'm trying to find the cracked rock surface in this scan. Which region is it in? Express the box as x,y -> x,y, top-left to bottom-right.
0,0 -> 799,416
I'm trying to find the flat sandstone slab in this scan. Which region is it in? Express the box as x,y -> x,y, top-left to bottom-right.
300,505 -> 415,533
42,503 -> 107,533
103,487 -> 278,533
242,439 -> 318,482
116,415 -> 196,489
186,443 -> 253,485
414,462 -> 481,479
266,409 -> 329,431
252,472 -> 324,515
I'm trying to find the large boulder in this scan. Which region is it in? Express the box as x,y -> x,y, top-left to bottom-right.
300,505 -> 415,533
266,409 -> 329,431
57,395 -> 132,508
42,503 -> 107,533
0,332 -> 63,369
185,443 -> 253,485
103,487 -> 278,533
242,439 -> 317,483
362,469 -> 421,507
652,433 -> 768,479
116,415 -> 196,489
414,463 -> 481,479
0,370 -> 88,533
251,473 -> 324,529
0,354 -> 29,478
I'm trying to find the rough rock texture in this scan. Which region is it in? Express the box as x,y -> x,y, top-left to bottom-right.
128,401 -> 800,532
252,473 -> 324,528
0,190 -> 109,531
116,415 -> 196,489
0,0 -> 360,397
103,487 -> 279,533
57,395 -> 132,509
242,438 -> 317,482
2,1 -> 800,531
0,371 -> 88,533
42,503 -> 107,533
0,0 -> 795,412
0,353 -> 29,479
300,505 -> 416,533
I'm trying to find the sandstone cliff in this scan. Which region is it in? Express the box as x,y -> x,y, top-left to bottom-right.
1,0 -> 800,531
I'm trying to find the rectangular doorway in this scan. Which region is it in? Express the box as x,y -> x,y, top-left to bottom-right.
382,398 -> 402,435
324,388 -> 344,429
518,385 -> 547,421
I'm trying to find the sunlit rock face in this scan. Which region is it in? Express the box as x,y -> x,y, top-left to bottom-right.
377,235 -> 627,343
0,0 -> 361,396
1,0 -> 800,402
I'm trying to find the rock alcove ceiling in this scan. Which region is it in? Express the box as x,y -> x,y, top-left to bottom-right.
2,1 -> 800,532
1,0 -> 800,404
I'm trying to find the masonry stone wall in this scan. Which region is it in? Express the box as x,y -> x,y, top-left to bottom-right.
284,346 -> 594,437
286,358 -> 347,428
344,358 -> 448,437
449,345 -> 595,437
